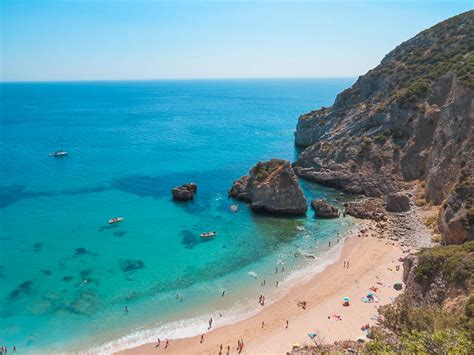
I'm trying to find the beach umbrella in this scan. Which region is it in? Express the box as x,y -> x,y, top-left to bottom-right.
367,293 -> 374,297
343,297 -> 350,302
292,343 -> 301,348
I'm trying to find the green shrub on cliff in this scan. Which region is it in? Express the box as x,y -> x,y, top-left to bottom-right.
365,242 -> 474,353
415,241 -> 474,287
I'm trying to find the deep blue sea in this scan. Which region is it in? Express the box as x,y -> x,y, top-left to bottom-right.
0,78 -> 357,353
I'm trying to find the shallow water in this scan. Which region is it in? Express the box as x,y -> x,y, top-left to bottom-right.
0,78 -> 356,352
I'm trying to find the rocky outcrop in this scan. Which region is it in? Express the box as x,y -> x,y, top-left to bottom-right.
402,242 -> 473,309
229,159 -> 307,215
344,199 -> 386,221
172,183 -> 197,201
437,159 -> 474,244
386,192 -> 410,212
311,199 -> 339,218
293,11 -> 473,242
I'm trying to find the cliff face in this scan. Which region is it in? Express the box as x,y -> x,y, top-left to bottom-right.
294,11 -> 474,243
402,242 -> 473,310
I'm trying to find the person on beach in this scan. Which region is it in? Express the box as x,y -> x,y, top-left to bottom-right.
200,334 -> 204,343
222,290 -> 225,297
281,267 -> 284,273
344,261 -> 346,268
165,339 -> 169,349
275,267 -> 278,273
227,345 -> 230,354
261,320 -> 265,328
276,281 -> 279,288
219,344 -> 223,353
237,340 -> 241,351
328,241 -> 331,247
286,320 -> 289,328
347,261 -> 350,268
208,317 -> 213,329
302,301 -> 307,310
124,306 -> 129,314
156,338 -> 161,348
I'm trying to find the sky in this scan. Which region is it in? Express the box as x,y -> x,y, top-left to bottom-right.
0,0 -> 472,82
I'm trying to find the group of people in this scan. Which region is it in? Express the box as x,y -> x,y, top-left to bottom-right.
258,294 -> 266,306
155,338 -> 169,349
297,300 -> 307,310
0,346 -> 16,354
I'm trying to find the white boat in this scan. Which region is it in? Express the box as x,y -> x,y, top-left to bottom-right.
108,217 -> 124,224
49,137 -> 69,157
200,231 -> 217,238
49,150 -> 69,157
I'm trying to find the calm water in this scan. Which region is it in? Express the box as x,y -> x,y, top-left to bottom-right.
0,79 -> 356,353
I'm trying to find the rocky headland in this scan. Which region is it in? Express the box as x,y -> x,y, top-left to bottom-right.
288,11 -> 473,354
229,159 -> 307,215
293,10 -> 473,245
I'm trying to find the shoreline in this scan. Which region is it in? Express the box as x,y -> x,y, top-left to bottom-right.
118,223 -> 406,354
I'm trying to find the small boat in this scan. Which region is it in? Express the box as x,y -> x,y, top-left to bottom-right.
200,231 -> 217,238
49,150 -> 69,157
108,217 -> 124,224
49,137 -> 69,157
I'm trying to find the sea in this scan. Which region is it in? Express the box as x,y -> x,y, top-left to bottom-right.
0,78 -> 357,353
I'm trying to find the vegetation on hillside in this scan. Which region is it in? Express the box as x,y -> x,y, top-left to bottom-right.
335,10 -> 473,111
366,242 -> 474,353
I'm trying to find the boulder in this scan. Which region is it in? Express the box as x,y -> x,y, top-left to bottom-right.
172,183 -> 197,201
311,199 -> 339,218
386,192 -> 410,212
229,159 -> 307,215
344,199 -> 385,221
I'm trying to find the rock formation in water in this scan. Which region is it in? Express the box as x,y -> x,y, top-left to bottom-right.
172,183 -> 197,201
293,11 -> 473,243
311,199 -> 339,218
229,159 -> 307,215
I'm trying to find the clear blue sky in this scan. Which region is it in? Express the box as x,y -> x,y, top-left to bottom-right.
1,0 -> 472,82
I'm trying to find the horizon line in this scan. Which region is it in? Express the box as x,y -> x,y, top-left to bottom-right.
0,75 -> 358,84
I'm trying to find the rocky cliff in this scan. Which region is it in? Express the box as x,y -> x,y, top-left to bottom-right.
229,159 -> 307,215
294,11 -> 473,243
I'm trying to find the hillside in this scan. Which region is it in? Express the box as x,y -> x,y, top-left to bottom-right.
294,10 -> 473,244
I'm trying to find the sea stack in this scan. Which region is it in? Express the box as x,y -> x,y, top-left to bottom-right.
172,183 -> 197,201
229,159 -> 307,215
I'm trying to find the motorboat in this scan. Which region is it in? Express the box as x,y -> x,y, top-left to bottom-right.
49,150 -> 69,157
108,217 -> 124,224
49,137 -> 69,157
200,231 -> 217,238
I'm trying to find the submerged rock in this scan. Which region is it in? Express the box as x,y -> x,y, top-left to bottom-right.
172,183 -> 197,201
119,259 -> 145,272
229,159 -> 307,215
311,199 -> 339,218
386,192 -> 411,212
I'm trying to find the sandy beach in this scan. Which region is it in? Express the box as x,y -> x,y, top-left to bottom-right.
119,229 -> 406,355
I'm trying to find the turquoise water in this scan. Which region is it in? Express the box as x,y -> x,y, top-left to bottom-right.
0,79 -> 356,353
